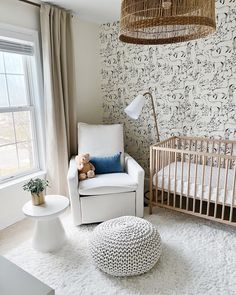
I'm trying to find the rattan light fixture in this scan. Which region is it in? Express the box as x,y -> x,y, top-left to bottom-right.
119,0 -> 216,45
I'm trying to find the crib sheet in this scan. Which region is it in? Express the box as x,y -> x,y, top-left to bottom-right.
153,162 -> 236,206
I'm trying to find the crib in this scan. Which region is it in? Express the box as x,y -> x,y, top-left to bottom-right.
149,136 -> 236,226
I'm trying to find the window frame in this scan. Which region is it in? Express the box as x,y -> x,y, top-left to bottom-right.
0,23 -> 45,184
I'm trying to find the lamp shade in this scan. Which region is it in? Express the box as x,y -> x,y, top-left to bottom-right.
119,0 -> 216,45
124,94 -> 145,120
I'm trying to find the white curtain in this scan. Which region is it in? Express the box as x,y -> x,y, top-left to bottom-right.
40,4 -> 77,196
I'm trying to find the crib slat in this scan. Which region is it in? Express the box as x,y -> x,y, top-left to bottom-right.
155,149 -> 158,204
180,152 -> 184,209
200,140 -> 203,164
168,150 -> 171,206
230,143 -> 233,169
183,138 -> 186,163
230,164 -> 236,222
207,156 -> 213,216
187,152 -> 191,211
164,142 -> 166,170
218,142 -> 221,157
193,154 -> 198,213
214,157 -> 221,219
161,149 -> 165,204
223,143 -> 227,168
200,155 -> 205,214
174,152 -> 177,208
222,159 -> 229,220
149,147 -> 154,214
177,137 -> 180,150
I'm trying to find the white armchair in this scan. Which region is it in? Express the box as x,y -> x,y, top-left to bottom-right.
67,123 -> 145,225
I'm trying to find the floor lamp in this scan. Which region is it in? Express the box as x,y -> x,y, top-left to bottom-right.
124,92 -> 160,142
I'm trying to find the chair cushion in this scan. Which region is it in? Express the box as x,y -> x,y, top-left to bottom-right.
79,173 -> 138,196
78,123 -> 124,168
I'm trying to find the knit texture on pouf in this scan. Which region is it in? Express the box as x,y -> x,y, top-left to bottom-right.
89,216 -> 162,276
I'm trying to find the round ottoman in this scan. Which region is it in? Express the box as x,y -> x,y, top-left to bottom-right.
89,216 -> 161,276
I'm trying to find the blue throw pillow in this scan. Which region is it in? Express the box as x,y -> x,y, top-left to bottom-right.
90,153 -> 123,174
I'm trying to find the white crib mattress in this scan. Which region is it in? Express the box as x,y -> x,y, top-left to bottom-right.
153,162 -> 236,206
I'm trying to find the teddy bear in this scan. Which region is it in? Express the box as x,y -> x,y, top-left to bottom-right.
75,153 -> 95,180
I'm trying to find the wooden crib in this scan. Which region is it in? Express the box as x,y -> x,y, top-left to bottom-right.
149,136 -> 236,226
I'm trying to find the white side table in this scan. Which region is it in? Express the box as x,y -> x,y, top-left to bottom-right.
23,195 -> 69,252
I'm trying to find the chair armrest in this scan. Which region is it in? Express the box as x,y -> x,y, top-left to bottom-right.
67,156 -> 82,225
124,153 -> 145,217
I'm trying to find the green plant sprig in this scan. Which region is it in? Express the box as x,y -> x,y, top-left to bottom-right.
23,178 -> 49,195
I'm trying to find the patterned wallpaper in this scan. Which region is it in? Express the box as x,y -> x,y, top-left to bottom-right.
100,0 -> 236,174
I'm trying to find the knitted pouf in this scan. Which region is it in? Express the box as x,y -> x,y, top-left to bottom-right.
89,216 -> 162,277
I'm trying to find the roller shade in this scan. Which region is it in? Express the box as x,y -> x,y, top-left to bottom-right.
0,39 -> 34,56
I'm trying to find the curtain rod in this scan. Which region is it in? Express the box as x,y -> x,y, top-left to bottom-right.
19,0 -> 41,8
18,0 -> 75,17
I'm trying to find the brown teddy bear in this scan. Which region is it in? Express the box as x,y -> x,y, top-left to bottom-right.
75,153 -> 95,180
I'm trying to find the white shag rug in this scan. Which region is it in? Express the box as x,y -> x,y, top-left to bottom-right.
5,208 -> 236,295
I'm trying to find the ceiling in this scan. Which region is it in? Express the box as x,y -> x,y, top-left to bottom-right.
42,0 -> 121,24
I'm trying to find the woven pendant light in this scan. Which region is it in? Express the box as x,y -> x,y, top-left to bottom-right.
119,0 -> 216,45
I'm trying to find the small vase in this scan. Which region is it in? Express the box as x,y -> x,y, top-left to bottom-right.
31,192 -> 45,206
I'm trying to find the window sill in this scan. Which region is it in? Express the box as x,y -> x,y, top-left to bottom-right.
0,170 -> 46,190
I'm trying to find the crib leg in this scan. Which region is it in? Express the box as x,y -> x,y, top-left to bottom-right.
149,189 -> 153,215
149,204 -> 153,215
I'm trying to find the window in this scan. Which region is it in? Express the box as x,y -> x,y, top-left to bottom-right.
0,29 -> 44,183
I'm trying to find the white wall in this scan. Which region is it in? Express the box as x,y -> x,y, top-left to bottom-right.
0,174 -> 45,230
0,0 -> 102,229
72,18 -> 102,124
0,0 -> 40,30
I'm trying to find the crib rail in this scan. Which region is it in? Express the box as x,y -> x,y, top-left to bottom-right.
150,136 -> 236,226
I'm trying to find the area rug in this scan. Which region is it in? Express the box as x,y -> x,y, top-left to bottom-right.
5,208 -> 236,295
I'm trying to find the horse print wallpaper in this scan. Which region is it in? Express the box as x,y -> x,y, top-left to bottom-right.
100,0 -> 236,175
